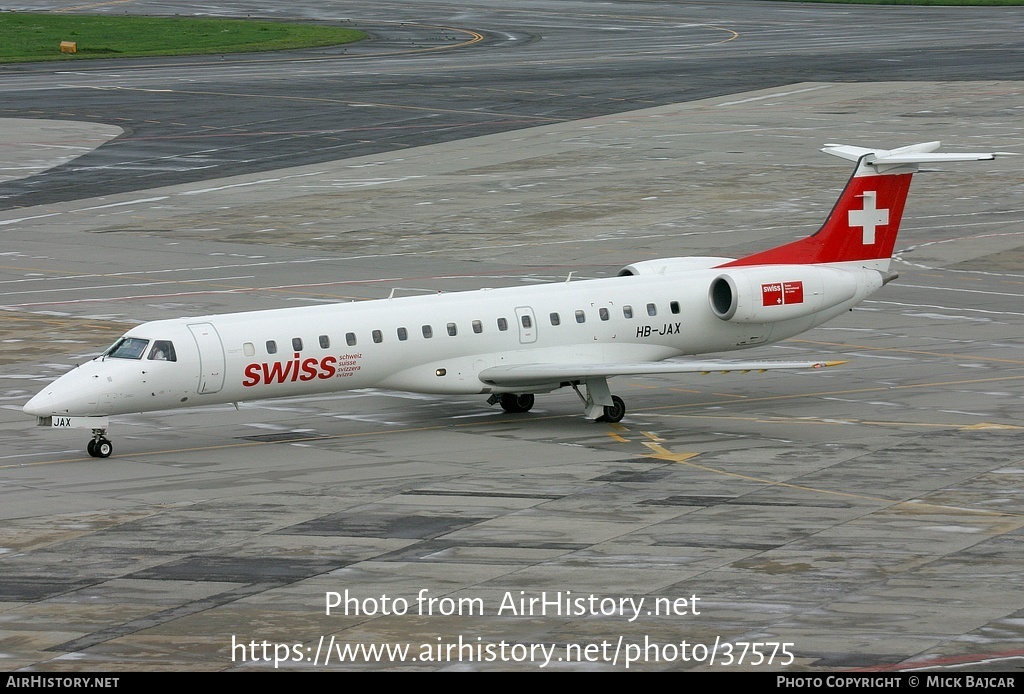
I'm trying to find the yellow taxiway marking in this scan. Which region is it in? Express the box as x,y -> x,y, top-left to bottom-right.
640,442 -> 1024,520
792,338 -> 1024,367
645,412 -> 1023,431
641,441 -> 699,463
960,422 -> 1024,430
604,422 -> 630,442
645,374 -> 1024,414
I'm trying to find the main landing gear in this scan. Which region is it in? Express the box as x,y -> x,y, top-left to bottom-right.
597,395 -> 626,424
572,377 -> 626,423
490,393 -> 536,413
488,377 -> 627,423
87,428 -> 113,458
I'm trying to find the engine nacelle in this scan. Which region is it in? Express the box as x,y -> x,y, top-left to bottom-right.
618,256 -> 736,277
709,265 -> 877,323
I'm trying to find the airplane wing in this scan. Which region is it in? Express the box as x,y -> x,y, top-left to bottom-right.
478,359 -> 845,388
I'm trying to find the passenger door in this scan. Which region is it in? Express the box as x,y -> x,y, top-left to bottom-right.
187,323 -> 226,394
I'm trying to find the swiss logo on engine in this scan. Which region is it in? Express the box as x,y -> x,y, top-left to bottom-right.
762,281 -> 804,306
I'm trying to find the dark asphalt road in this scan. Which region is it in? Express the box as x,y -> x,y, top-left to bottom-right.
2,0 -> 1022,209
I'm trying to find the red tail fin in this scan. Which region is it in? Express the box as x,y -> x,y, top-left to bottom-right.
719,142 -> 1002,268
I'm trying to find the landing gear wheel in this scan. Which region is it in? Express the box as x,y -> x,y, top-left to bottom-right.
499,393 -> 535,413
599,395 -> 626,423
87,435 -> 113,458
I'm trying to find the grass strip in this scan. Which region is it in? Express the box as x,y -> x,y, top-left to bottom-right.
0,13 -> 364,63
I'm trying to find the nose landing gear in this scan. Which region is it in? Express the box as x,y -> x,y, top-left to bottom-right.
87,429 -> 113,458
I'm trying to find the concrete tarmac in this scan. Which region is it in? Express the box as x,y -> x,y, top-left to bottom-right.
1,80 -> 1023,671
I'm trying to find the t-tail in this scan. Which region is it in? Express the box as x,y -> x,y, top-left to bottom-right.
718,142 -> 1006,271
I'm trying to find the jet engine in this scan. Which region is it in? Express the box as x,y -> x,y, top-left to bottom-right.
709,265 -> 876,323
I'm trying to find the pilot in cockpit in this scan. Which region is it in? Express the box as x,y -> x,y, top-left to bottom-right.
147,340 -> 176,362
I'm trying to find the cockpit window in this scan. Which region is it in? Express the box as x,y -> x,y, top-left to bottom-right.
104,337 -> 149,360
148,340 -> 177,362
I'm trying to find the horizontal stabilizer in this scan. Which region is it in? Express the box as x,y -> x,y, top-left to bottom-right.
822,141 -> 1012,171
479,359 -> 845,388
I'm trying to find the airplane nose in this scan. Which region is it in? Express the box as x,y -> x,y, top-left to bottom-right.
23,391 -> 55,417
23,364 -> 112,418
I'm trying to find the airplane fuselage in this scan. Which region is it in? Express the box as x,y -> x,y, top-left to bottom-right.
28,263 -> 881,419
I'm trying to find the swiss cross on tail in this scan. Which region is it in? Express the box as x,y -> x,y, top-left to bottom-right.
825,174 -> 909,260
719,142 -> 1007,271
848,191 -> 888,245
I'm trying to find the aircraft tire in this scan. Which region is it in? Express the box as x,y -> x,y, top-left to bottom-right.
499,393 -> 535,413
601,396 -> 626,423
87,439 -> 97,457
94,439 -> 113,458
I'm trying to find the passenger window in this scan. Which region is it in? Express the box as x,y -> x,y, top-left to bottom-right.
397,327 -> 408,341
147,340 -> 177,362
497,318 -> 508,331
550,312 -> 560,326
447,322 -> 457,337
521,315 -> 532,329
319,335 -> 330,349
292,337 -> 303,351
372,330 -> 383,344
422,325 -> 433,339
472,320 -> 483,334
623,305 -> 633,319
599,308 -> 609,321
243,342 -> 255,357
575,310 -> 586,324
670,301 -> 680,314
647,303 -> 657,317
346,332 -> 357,346
267,340 -> 278,355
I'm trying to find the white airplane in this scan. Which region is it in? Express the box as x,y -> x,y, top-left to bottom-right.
23,142 -> 1007,458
